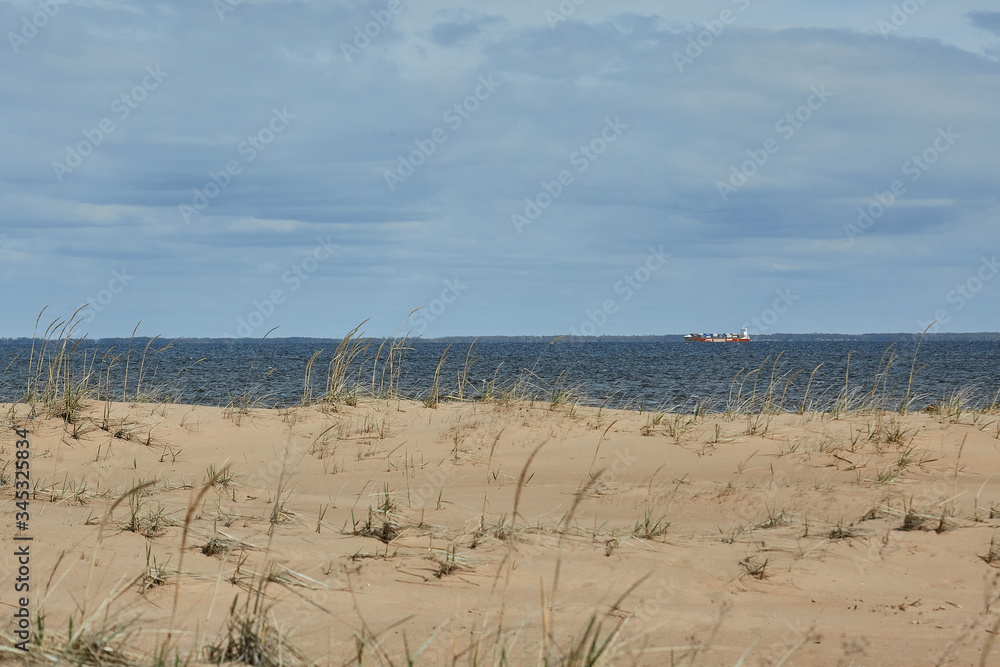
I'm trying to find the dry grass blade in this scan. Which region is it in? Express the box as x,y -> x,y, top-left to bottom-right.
82,480 -> 157,618
326,321 -> 369,405
300,348 -> 324,405
168,464 -> 230,645
425,344 -> 452,408
511,441 -> 547,537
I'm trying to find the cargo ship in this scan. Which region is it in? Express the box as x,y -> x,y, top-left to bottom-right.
683,327 -> 750,343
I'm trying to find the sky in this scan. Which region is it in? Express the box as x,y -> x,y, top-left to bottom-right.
1,0 -> 998,338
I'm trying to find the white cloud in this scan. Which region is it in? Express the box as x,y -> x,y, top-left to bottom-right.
0,1 -> 998,336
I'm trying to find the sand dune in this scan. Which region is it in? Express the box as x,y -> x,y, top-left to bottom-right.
3,397 -> 1000,665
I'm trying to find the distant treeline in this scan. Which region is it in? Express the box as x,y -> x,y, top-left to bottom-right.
2,333 -> 1000,344
421,332 -> 1000,343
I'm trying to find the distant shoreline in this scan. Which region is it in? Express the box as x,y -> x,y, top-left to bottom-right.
3,332 -> 1000,343
422,332 -> 1000,343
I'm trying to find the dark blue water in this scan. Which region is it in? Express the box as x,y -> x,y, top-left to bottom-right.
1,339 -> 997,412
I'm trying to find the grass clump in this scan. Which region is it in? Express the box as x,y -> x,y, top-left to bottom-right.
203,528 -> 234,557
353,508 -> 401,543
139,544 -> 169,595
2,602 -> 140,666
205,593 -> 302,667
829,521 -> 860,540
471,513 -> 513,546
22,307 -> 95,422
632,508 -> 670,540
121,493 -> 173,538
432,545 -> 466,579
323,322 -> 369,406
351,485 -> 403,544
206,462 -> 236,489
754,505 -> 792,530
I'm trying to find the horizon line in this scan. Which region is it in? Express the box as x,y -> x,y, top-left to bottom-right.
2,331 -> 1000,341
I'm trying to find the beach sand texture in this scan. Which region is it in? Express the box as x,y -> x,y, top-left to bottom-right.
3,397 -> 1000,665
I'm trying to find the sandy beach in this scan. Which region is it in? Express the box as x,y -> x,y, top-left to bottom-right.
3,394 -> 1000,665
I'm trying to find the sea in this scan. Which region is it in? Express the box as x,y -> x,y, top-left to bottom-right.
1,338 -> 998,413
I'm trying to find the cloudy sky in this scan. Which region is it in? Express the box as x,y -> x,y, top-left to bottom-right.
1,0 -> 998,338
